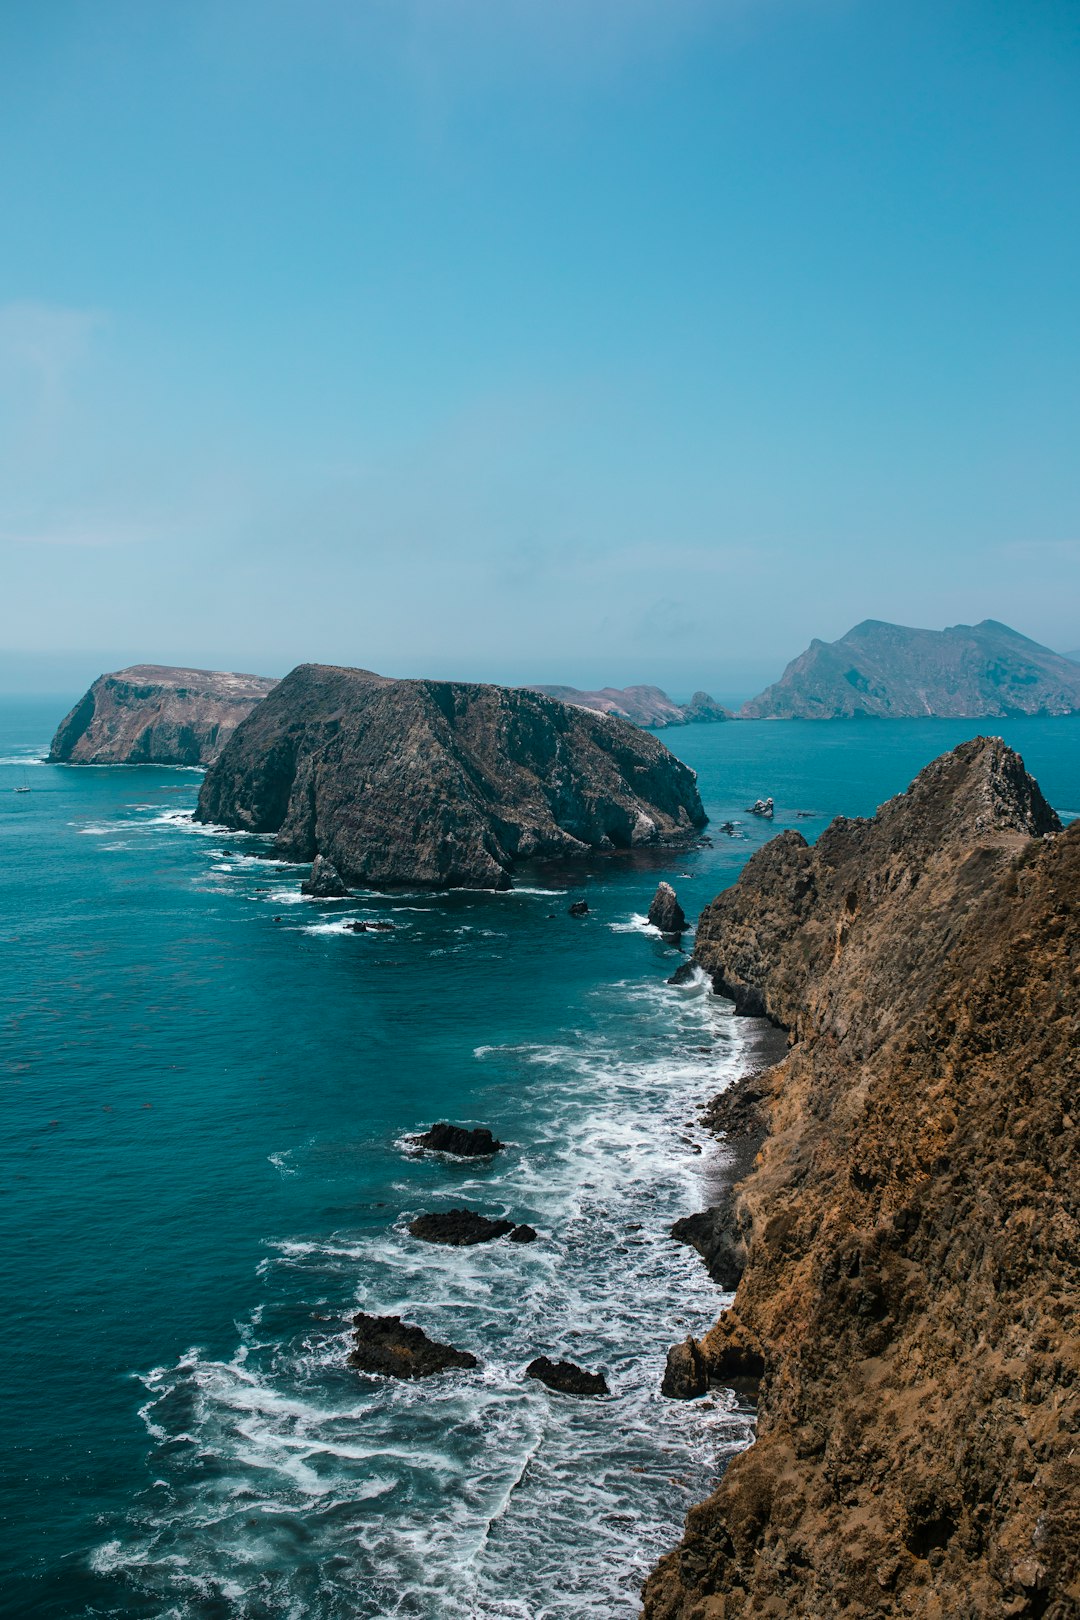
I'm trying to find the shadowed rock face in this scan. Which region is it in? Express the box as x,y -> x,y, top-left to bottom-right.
526,1357 -> 609,1396
49,665 -> 278,766
196,663 -> 706,890
645,738 -> 1078,1619
740,618 -> 1080,719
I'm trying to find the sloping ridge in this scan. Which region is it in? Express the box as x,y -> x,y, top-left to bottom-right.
196,663 -> 706,889
644,737 -> 1079,1619
741,618 -> 1080,719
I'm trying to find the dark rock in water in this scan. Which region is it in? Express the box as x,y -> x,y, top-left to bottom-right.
348,1312 -> 478,1379
348,919 -> 396,932
413,1122 -> 504,1157
661,1335 -> 710,1399
648,881 -> 687,934
719,820 -> 738,837
569,899 -> 589,916
49,664 -> 277,766
671,1207 -> 745,1291
526,1356 -> 609,1396
301,854 -> 349,897
746,796 -> 774,818
509,1224 -> 538,1243
667,960 -> 700,986
195,663 -> 706,891
408,1208 -> 515,1246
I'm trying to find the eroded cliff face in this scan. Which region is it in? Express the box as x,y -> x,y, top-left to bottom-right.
196,663 -> 706,889
49,666 -> 277,766
645,738 -> 1079,1620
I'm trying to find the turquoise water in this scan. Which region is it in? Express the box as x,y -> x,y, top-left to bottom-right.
2,702 -> 1078,1620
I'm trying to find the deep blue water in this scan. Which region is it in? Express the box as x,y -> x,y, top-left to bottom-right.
2,701 -> 1078,1620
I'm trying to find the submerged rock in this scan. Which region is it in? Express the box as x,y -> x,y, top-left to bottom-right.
412,1122 -> 504,1157
647,881 -> 687,934
408,1209 -> 515,1246
348,1312 -> 478,1379
569,899 -> 589,917
661,1336 -> 710,1400
301,854 -> 349,897
525,1356 -> 609,1396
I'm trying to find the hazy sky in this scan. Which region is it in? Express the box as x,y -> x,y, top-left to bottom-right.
1,0 -> 1078,695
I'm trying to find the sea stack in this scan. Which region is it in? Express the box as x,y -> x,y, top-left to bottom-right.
49,665 -> 277,766
647,881 -> 687,934
196,663 -> 706,891
643,739 -> 1077,1619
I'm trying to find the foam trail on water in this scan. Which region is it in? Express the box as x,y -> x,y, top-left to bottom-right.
94,973 -> 755,1618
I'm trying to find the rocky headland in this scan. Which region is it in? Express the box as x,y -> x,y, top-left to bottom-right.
741,618 -> 1080,719
195,663 -> 706,890
645,737 -> 1079,1618
529,684 -> 731,728
49,665 -> 277,766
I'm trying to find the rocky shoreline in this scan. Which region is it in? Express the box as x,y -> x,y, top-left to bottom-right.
643,738 -> 1079,1618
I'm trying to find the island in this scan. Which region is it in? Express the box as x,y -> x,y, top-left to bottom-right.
528,683 -> 731,727
740,618 -> 1080,718
195,662 -> 707,889
48,665 -> 278,766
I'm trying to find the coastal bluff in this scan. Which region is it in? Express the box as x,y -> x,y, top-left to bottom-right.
645,738 -> 1078,1619
49,665 -> 277,766
195,662 -> 706,890
741,618 -> 1080,719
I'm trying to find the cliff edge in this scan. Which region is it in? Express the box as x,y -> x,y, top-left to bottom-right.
644,738 -> 1078,1619
49,665 -> 277,766
196,663 -> 706,890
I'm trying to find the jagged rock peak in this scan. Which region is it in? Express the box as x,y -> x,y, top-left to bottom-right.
195,663 -> 706,891
300,854 -> 349,897
49,664 -> 278,766
647,881 -> 687,933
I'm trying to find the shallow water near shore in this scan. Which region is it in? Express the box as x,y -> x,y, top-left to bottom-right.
3,701 -> 1078,1619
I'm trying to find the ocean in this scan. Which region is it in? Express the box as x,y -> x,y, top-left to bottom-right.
3,701 -> 1078,1620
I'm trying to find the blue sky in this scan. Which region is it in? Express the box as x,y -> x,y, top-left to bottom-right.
1,0 -> 1078,695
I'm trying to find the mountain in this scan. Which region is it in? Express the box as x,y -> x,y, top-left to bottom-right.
644,738 -> 1078,1619
48,665 -> 278,766
196,663 -> 706,890
740,619 -> 1080,719
528,684 -> 732,727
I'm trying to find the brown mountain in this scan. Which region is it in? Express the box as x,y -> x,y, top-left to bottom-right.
644,738 -> 1078,1619
741,619 -> 1080,719
48,665 -> 278,766
196,663 -> 706,889
529,684 -> 731,727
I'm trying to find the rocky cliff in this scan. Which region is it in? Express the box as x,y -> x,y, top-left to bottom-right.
529,684 -> 732,727
49,665 -> 277,766
196,663 -> 706,889
644,738 -> 1079,1619
741,619 -> 1080,719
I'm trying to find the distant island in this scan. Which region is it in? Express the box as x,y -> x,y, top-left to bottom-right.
528,684 -> 731,727
195,663 -> 706,889
49,665 -> 278,766
740,619 -> 1080,719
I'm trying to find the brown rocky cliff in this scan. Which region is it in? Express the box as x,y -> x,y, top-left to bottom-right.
49,665 -> 277,766
644,738 -> 1079,1620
